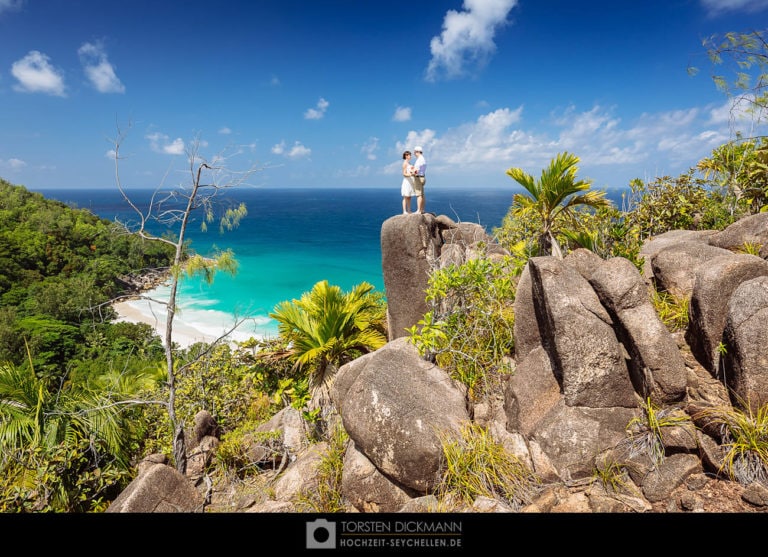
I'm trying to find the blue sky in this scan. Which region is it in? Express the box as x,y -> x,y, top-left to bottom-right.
1,0 -> 767,192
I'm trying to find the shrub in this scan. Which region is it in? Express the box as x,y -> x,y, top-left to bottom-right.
217,423 -> 283,478
138,342 -> 267,457
408,255 -> 516,400
0,439 -> 131,512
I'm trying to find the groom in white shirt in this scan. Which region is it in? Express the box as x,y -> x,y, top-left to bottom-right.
412,146 -> 427,214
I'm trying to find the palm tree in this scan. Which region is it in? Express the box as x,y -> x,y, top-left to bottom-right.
0,362 -> 127,457
0,349 -> 151,510
270,280 -> 387,408
506,152 -> 611,258
697,138 -> 768,215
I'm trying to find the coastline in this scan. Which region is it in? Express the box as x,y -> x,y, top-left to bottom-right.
113,257 -> 265,349
113,295 -> 261,349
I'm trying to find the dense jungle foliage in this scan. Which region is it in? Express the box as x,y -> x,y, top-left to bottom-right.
0,179 -> 176,375
0,179 -> 180,511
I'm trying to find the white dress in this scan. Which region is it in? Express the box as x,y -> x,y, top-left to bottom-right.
401,163 -> 416,196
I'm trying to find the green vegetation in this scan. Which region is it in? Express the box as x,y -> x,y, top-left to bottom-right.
269,280 -> 387,410
693,401 -> 768,486
505,151 -> 612,258
294,421 -> 348,512
698,139 -> 768,216
697,30 -> 768,123
691,30 -> 768,216
436,422 -> 540,511
0,180 -> 176,509
650,289 -> 690,332
737,241 -> 763,256
0,178 -> 174,375
592,458 -> 635,496
217,426 -> 282,477
139,343 -> 270,458
408,254 -> 516,401
0,437 -> 132,512
623,398 -> 692,466
0,344 -> 156,511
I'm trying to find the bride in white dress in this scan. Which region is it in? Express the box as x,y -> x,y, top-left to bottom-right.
401,150 -> 416,214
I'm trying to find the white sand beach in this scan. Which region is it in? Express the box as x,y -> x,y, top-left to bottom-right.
113,296 -> 261,349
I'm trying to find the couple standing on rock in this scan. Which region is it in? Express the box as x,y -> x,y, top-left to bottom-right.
401,146 -> 427,214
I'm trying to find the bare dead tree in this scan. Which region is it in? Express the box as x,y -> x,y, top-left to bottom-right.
110,122 -> 260,471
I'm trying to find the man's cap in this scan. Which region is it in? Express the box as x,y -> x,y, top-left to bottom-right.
414,146 -> 423,152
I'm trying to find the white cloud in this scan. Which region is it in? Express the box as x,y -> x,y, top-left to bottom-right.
426,0 -> 518,81
78,42 -> 125,93
0,157 -> 26,170
393,106 -> 412,122
392,100 -> 763,187
708,94 -> 766,131
0,0 -> 23,16
164,139 -> 185,155
304,97 -> 329,120
105,149 -> 117,160
709,102 -> 734,125
700,0 -> 768,15
219,127 -> 232,135
552,106 -> 636,165
11,51 -> 66,96
394,107 -> 524,171
146,132 -> 185,155
362,137 -> 379,161
272,140 -> 311,159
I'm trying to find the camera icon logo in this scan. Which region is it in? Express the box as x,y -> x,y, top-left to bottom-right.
306,519 -> 336,549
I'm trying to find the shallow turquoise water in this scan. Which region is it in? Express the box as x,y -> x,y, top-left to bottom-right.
39,187 -> 520,339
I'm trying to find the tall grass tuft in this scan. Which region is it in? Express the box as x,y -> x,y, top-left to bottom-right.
436,422 -> 541,510
649,288 -> 690,332
736,241 -> 763,256
623,398 -> 691,466
694,401 -> 768,486
294,421 -> 349,512
592,458 -> 636,496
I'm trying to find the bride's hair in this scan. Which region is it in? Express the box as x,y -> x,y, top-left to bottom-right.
402,151 -> 411,159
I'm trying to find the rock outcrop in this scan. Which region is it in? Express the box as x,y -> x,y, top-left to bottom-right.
331,336 -> 470,492
106,454 -> 204,513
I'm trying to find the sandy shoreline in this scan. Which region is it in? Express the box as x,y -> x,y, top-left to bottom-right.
113,297 -> 259,348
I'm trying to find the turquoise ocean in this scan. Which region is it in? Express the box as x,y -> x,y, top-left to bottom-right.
36,187 -> 530,342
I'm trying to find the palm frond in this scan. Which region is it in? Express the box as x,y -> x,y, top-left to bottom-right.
506,167 -> 538,198
269,280 -> 387,407
504,152 -> 607,257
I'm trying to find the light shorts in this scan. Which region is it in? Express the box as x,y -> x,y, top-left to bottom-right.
413,176 -> 425,196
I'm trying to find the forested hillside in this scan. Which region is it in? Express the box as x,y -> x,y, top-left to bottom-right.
0,178 -> 174,375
